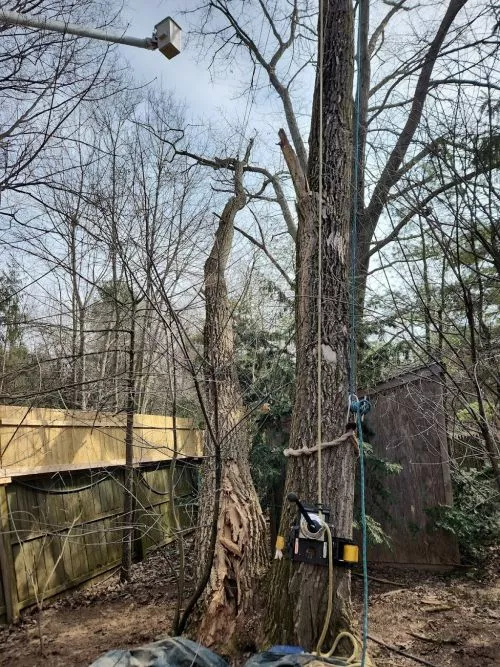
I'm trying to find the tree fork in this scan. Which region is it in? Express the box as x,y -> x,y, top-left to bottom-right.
357,0 -> 470,316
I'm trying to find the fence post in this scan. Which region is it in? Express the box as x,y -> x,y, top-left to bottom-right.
0,478 -> 19,623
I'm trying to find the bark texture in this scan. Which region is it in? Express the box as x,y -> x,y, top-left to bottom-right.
266,0 -> 356,651
197,153 -> 268,652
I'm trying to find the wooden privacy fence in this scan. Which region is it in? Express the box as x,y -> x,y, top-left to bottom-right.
364,363 -> 459,566
0,407 -> 203,624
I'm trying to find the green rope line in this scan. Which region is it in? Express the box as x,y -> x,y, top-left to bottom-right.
350,0 -> 370,664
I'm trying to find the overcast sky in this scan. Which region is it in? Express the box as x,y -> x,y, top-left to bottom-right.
117,1 -> 248,121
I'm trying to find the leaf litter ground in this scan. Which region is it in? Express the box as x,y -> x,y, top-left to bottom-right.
0,543 -> 498,666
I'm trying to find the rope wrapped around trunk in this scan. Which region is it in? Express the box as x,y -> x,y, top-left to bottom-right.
283,430 -> 358,457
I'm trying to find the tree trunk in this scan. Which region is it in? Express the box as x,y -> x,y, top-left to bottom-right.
120,300 -> 137,582
266,0 -> 355,651
196,152 -> 268,652
167,335 -> 185,634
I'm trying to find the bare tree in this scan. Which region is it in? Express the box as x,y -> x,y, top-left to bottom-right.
0,1 -> 122,210
366,88 -> 500,488
183,0 -> 496,649
185,0 -> 497,318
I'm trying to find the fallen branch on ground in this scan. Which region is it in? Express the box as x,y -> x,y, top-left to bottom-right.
408,631 -> 457,644
368,634 -> 439,667
352,572 -> 407,587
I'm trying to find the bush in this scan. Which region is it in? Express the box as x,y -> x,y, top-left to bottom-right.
426,466 -> 500,563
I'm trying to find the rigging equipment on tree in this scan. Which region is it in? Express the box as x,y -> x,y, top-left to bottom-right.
285,492 -> 359,567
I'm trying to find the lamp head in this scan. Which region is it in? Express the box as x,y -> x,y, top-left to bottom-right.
155,17 -> 181,59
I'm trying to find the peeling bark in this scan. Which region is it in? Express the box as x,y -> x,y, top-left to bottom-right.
196,148 -> 268,652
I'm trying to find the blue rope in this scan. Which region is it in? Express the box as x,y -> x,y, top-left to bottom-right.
350,398 -> 371,417
349,6 -> 364,397
350,0 -> 369,664
351,403 -> 369,666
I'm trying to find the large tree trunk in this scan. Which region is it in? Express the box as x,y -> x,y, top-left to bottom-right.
266,0 -> 355,651
196,153 -> 268,652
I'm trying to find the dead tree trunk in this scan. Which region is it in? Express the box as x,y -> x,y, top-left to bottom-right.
196,146 -> 268,652
266,0 -> 355,651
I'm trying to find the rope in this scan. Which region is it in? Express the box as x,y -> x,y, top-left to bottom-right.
350,0 -> 370,663
315,523 -> 334,656
354,406 -> 369,666
314,522 -> 366,666
309,0 -> 371,662
317,0 -> 325,508
283,431 -> 357,457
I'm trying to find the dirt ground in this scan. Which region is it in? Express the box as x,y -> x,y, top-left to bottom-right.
0,545 -> 498,667
351,555 -> 500,666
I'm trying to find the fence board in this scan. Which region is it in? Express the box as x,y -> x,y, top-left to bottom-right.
0,481 -> 18,622
0,406 -> 202,479
0,408 -> 202,624
0,462 -> 196,622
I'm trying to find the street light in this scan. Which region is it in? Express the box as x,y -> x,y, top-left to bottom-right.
0,10 -> 182,59
154,17 -> 182,60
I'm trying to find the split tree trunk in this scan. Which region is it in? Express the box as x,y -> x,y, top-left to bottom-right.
266,0 -> 355,651
196,152 -> 268,652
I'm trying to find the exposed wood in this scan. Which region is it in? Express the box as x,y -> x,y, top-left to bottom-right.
278,129 -> 309,197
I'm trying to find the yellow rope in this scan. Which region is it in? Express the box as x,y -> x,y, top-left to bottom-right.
314,523 -> 334,656
283,431 -> 357,457
313,524 -> 375,666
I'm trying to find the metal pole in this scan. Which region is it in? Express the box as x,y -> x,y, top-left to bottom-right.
0,9 -> 157,50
